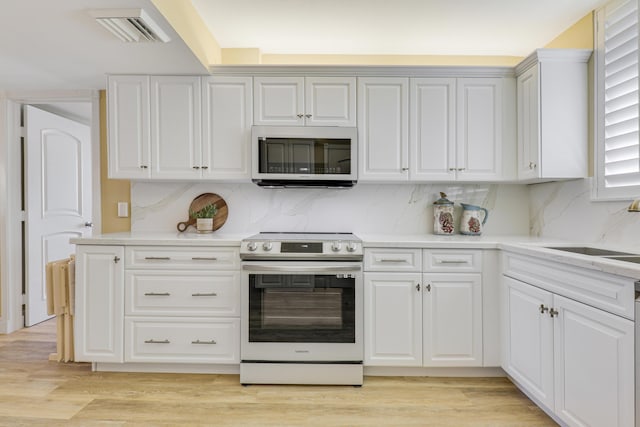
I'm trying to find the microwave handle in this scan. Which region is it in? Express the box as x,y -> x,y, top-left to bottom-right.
242,264 -> 361,273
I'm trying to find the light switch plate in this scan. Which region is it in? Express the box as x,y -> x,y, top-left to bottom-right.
117,202 -> 128,218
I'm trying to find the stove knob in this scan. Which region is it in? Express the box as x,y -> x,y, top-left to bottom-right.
331,241 -> 342,252
262,242 -> 273,251
246,242 -> 258,252
346,242 -> 358,252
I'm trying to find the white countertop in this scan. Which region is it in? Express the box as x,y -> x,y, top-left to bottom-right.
70,232 -> 249,246
71,232 -> 640,279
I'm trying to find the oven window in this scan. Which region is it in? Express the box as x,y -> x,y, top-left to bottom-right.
248,273 -> 356,343
258,138 -> 351,175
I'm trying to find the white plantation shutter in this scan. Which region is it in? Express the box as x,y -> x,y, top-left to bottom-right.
596,0 -> 640,199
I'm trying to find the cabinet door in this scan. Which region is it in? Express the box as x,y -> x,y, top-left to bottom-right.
422,273 -> 482,366
74,245 -> 125,363
254,77 -> 304,125
502,276 -> 554,409
305,77 -> 356,126
364,272 -> 421,366
107,75 -> 151,179
517,66 -> 540,180
357,77 -> 409,181
150,76 -> 202,179
456,78 -> 503,180
553,294 -> 635,427
202,76 -> 253,180
409,78 -> 456,181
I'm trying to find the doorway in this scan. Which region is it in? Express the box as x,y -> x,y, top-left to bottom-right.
0,92 -> 101,333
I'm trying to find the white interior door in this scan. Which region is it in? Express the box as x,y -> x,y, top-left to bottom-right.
25,105 -> 92,326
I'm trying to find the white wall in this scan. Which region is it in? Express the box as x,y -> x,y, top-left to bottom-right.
131,182 -> 530,236
529,178 -> 640,248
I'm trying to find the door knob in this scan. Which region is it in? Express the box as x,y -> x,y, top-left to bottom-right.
84,221 -> 93,228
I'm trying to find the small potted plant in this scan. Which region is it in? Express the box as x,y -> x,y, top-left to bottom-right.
190,203 -> 218,233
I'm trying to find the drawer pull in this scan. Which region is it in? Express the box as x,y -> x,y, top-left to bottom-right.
377,258 -> 408,263
192,292 -> 217,297
144,339 -> 170,344
436,260 -> 468,264
191,339 -> 217,345
191,257 -> 218,261
144,256 -> 171,261
144,292 -> 170,296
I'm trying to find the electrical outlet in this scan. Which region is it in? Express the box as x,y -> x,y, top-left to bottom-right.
117,202 -> 128,218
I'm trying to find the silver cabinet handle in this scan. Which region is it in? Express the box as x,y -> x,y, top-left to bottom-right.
140,165 -> 148,169
192,292 -> 217,297
145,256 -> 171,260
297,114 -> 304,118
305,114 -> 312,118
416,283 -> 420,291
243,264 -> 361,273
114,256 -> 120,263
426,284 -> 431,292
549,308 -> 559,318
401,167 -> 409,171
377,258 -> 407,263
448,167 -> 456,171
192,257 -> 217,261
436,260 -> 467,264
201,166 -> 209,170
84,221 -> 93,227
191,339 -> 217,345
144,292 -> 170,296
539,304 -> 549,314
192,166 -> 201,170
529,162 -> 537,169
144,339 -> 170,344
457,168 -> 466,171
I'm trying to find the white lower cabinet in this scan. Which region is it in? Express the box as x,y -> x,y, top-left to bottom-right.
75,245 -> 125,363
503,275 -> 635,427
75,244 -> 241,368
364,248 -> 483,368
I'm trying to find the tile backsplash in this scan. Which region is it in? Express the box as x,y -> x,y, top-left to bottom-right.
131,182 -> 530,236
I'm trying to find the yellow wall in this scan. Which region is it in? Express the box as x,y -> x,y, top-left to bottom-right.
99,91 -> 131,233
544,13 -> 594,49
151,0 -> 222,67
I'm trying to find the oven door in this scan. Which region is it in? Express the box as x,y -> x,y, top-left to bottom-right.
241,261 -> 363,362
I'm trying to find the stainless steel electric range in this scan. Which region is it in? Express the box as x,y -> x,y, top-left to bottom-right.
239,232 -> 363,385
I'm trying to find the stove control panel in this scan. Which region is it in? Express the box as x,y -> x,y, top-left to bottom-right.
240,240 -> 362,259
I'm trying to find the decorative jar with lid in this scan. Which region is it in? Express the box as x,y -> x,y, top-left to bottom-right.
433,192 -> 455,235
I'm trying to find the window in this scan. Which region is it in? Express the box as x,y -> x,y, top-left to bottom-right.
595,0 -> 640,200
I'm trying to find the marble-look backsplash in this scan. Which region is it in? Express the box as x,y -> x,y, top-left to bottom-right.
131,182 -> 530,235
529,178 -> 640,248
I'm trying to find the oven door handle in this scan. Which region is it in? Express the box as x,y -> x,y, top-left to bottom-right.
242,264 -> 361,273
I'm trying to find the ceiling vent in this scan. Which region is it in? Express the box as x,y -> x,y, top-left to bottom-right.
89,8 -> 171,43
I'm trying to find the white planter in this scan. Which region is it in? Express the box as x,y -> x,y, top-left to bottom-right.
196,218 -> 214,233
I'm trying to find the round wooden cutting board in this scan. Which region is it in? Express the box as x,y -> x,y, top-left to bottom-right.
177,193 -> 228,232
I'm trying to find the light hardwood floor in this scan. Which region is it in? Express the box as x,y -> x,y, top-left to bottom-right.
0,320 -> 556,426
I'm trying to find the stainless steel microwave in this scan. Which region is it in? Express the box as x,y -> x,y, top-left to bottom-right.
251,126 -> 357,188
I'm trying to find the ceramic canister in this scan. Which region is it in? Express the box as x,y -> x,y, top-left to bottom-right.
433,192 -> 455,235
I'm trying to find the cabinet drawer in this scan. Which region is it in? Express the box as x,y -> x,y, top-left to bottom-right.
125,246 -> 240,270
503,252 -> 635,319
125,271 -> 240,317
364,248 -> 422,272
124,318 -> 239,364
423,250 -> 481,272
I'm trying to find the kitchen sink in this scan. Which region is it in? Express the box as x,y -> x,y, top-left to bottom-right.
543,246 -> 635,256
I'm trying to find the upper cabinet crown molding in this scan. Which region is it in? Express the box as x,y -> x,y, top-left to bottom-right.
209,65 -> 516,78
515,48 -> 592,75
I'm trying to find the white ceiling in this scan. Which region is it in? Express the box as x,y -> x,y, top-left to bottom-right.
191,0 -> 608,56
0,0 -> 610,92
0,0 -> 206,91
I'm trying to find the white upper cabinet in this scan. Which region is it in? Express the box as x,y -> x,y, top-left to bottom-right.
254,76 -> 356,126
409,78 -> 456,181
150,76 -> 202,180
107,75 -> 151,179
456,78 -> 514,181
202,76 -> 253,180
516,49 -> 590,181
358,77 -> 410,181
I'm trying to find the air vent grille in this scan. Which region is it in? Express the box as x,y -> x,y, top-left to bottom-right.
90,8 -> 170,43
